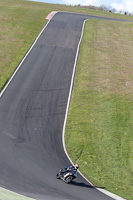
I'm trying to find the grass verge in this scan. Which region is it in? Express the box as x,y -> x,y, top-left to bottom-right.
65,19 -> 133,200
0,187 -> 35,200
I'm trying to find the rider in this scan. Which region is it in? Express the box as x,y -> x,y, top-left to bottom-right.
60,164 -> 79,176
67,164 -> 79,171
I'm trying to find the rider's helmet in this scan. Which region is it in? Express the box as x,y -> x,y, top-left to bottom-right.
74,164 -> 79,169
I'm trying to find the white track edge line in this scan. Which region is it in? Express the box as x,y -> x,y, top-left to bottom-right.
0,11 -> 58,98
62,18 -> 126,200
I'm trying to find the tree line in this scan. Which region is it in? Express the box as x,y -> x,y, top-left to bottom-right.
72,4 -> 133,16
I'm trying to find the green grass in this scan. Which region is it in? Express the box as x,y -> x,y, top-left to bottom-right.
65,19 -> 133,200
0,187 -> 35,200
0,0 -> 133,199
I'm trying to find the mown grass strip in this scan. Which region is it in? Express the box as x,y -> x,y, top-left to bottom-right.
65,19 -> 133,200
0,187 -> 35,200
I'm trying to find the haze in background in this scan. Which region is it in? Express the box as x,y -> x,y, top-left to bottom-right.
29,0 -> 133,13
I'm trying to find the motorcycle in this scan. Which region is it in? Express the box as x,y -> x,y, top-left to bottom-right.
56,168 -> 77,184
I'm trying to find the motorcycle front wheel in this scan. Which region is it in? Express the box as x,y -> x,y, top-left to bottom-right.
56,173 -> 60,179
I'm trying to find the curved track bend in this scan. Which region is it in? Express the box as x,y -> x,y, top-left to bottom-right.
0,12 -> 128,200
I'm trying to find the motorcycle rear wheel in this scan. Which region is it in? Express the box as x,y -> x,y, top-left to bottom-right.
64,176 -> 73,184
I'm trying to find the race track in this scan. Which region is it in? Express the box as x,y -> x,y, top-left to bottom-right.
0,12 -> 128,200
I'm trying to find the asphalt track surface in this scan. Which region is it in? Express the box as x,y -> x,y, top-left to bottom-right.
0,12 -> 129,200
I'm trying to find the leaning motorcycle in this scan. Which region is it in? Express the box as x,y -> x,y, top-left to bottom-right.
56,168 -> 77,184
